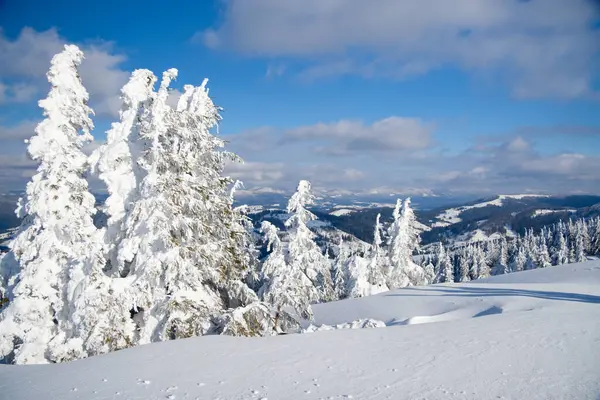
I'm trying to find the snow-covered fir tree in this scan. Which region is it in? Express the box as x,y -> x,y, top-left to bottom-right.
285,180 -> 335,302
591,217 -> 600,255
258,221 -> 316,328
456,247 -> 471,282
339,214 -> 389,298
0,45 -> 103,364
365,214 -> 389,293
89,69 -> 156,277
492,237 -> 509,275
423,261 -> 436,284
117,72 -> 262,343
434,243 -> 454,284
332,238 -> 351,299
386,198 -> 428,288
476,245 -> 491,278
536,236 -> 552,268
552,225 -> 570,265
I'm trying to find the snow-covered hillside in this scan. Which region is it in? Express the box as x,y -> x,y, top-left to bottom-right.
432,194 -> 549,227
532,209 -> 577,217
2,261 -> 599,400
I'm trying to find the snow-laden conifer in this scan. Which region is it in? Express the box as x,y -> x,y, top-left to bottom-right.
493,237 -> 509,275
118,72 -> 259,343
258,221 -> 316,327
332,238 -> 351,299
434,243 -> 454,283
477,245 -> 491,278
536,236 -> 552,268
386,198 -> 427,288
591,217 -> 600,255
0,45 -> 101,364
457,248 -> 471,282
89,69 -> 156,276
285,180 -> 334,302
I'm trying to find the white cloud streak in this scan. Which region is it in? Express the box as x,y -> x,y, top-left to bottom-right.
199,0 -> 600,98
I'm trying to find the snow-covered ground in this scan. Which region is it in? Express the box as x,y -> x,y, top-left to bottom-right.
532,209 -> 577,217
329,208 -> 356,216
2,261 -> 600,400
432,194 -> 549,227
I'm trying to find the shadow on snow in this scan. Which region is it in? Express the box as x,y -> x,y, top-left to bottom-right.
384,286 -> 600,304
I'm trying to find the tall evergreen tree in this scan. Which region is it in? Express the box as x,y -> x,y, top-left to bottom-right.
386,198 -> 427,288
591,217 -> 600,255
119,72 -> 260,343
285,180 -> 334,302
0,45 -> 102,364
89,69 -> 156,277
476,245 -> 490,278
258,221 -> 315,328
536,236 -> 552,268
553,228 -> 570,265
457,247 -> 471,282
493,237 -> 509,275
434,243 -> 454,284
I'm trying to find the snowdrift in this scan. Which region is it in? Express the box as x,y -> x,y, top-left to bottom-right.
1,261 -> 599,400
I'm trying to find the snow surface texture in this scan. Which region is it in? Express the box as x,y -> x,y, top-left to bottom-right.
2,261 -> 599,400
432,194 -> 550,227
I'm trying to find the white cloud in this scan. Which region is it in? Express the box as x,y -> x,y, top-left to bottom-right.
265,63 -> 286,78
0,28 -> 129,117
506,136 -> 530,152
0,120 -> 37,141
281,117 -> 434,153
199,0 -> 600,98
518,153 -> 591,176
225,161 -> 287,185
0,81 -> 37,104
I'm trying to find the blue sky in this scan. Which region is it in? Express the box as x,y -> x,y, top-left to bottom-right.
0,0 -> 599,196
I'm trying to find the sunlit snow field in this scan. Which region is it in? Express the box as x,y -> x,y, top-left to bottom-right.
2,261 -> 599,400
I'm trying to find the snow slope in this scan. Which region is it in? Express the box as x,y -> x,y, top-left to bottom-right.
329,208 -> 356,216
2,262 -> 600,400
532,209 -> 577,217
432,194 -> 549,227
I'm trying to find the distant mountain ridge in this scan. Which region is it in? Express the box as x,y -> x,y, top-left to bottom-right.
2,191 -> 600,251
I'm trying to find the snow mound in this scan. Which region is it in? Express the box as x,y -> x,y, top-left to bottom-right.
2,261 -> 600,400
